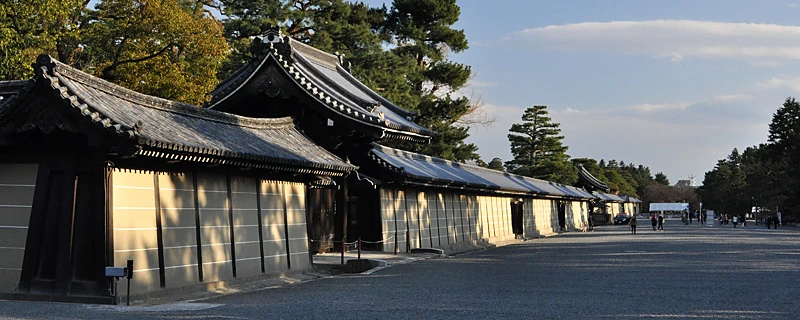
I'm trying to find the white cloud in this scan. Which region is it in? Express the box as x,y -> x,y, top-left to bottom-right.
467,80 -> 500,88
467,93 -> 773,182
626,102 -> 692,113
757,75 -> 800,92
508,20 -> 800,61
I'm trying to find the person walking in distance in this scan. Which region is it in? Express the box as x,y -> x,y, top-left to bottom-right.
630,215 -> 638,235
657,214 -> 664,231
651,214 -> 658,231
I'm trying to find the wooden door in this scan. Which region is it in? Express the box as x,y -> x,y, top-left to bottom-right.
18,155 -> 106,297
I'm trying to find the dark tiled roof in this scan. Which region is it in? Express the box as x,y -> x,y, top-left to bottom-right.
623,195 -> 642,203
369,144 -> 596,199
593,192 -> 626,202
0,55 -> 355,176
577,164 -> 610,192
208,30 -> 433,142
0,80 -> 29,103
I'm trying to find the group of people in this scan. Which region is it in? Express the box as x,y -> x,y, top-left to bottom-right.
717,213 -> 746,228
765,216 -> 781,229
628,214 -> 664,235
607,212 -> 784,236
683,211 -> 708,225
716,213 -> 784,229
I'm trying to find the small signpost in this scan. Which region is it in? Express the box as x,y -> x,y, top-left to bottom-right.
105,259 -> 134,305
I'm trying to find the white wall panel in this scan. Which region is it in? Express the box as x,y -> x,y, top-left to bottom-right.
0,164 -> 37,292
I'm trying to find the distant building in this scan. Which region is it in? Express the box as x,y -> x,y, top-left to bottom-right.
675,175 -> 696,187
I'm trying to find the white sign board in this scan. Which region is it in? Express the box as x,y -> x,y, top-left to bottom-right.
650,203 -> 689,212
706,210 -> 715,227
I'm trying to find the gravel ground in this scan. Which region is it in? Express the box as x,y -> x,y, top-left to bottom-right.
0,220 -> 797,320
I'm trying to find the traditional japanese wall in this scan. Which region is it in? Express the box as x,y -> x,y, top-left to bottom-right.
0,164 -> 38,292
528,198 -> 559,237
566,201 -> 590,230
380,188 -> 517,252
606,202 -> 622,216
111,169 -> 308,296
623,202 -> 638,216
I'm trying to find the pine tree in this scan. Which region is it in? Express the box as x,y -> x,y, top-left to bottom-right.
378,0 -> 479,161
766,98 -> 800,216
506,105 -> 576,184
487,158 -> 504,171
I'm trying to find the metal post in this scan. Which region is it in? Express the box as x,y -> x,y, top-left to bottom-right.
358,237 -> 362,261
113,278 -> 119,305
126,259 -> 133,306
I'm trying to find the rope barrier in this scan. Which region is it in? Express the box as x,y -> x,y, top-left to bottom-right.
308,235 -> 394,245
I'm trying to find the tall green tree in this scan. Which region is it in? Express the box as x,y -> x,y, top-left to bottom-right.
487,157 -> 504,171
698,148 -> 748,215
765,97 -> 800,215
0,0 -> 87,79
506,105 -> 576,184
378,0 -> 478,161
218,0 -> 384,78
654,172 -> 670,185
218,0 -> 480,161
1,0 -> 229,105
84,0 -> 229,104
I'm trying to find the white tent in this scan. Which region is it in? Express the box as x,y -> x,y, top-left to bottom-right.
649,203 -> 689,212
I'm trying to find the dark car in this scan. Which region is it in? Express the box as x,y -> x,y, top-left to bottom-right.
613,214 -> 631,225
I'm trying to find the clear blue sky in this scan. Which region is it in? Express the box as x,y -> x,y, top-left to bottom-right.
362,0 -> 800,185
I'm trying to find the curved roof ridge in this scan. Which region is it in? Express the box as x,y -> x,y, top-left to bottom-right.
334,65 -> 417,120
208,32 -> 432,140
288,39 -> 342,69
577,164 -> 611,192
39,55 -> 295,130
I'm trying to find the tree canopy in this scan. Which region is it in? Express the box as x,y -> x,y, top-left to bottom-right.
700,97 -> 800,220
0,0 -> 229,105
506,105 -> 576,184
215,0 -> 480,162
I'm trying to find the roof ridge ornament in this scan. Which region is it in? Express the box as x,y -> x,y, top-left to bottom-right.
335,52 -> 351,72
33,54 -> 56,77
263,27 -> 283,43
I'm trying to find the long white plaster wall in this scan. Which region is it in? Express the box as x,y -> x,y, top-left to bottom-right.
607,202 -> 622,216
112,169 -> 308,297
156,172 -> 201,289
380,188 -> 518,252
623,202 -> 637,216
283,182 -> 310,271
528,198 -> 559,237
112,170 -> 162,294
0,163 -> 38,293
565,201 -> 590,231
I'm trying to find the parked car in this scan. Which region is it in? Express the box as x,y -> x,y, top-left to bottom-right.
613,214 -> 631,225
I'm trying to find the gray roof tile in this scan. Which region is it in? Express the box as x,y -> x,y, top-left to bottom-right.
208,30 -> 432,141
370,144 -> 596,199
0,55 -> 355,176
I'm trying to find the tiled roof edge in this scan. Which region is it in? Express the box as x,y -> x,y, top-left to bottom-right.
371,144 -> 595,199
39,55 -> 297,131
